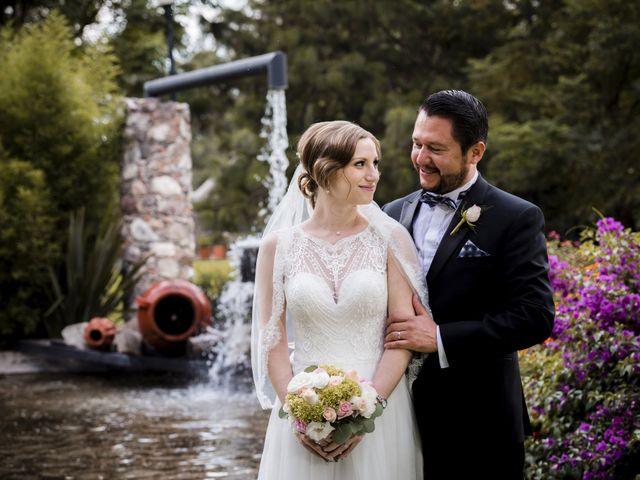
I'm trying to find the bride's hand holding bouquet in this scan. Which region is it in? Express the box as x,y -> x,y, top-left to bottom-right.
279,365 -> 385,461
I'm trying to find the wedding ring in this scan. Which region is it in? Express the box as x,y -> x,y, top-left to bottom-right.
395,331 -> 401,340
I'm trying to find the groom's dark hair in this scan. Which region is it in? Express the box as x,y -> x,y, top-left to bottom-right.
420,90 -> 488,154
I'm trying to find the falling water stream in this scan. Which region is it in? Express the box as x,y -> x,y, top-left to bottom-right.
0,89 -> 290,479
205,87 -> 289,389
257,89 -> 289,216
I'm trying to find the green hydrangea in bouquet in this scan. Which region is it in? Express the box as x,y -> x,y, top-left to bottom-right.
279,364 -> 385,444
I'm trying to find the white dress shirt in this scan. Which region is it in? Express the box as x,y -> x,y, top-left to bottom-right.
412,171 -> 479,368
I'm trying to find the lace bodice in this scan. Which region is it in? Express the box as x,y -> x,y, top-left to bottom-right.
283,226 -> 388,374
252,201 -> 429,409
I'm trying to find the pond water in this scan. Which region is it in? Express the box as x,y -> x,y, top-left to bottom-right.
0,372 -> 270,479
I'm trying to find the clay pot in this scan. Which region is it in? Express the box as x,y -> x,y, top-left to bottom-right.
212,244 -> 227,259
83,317 -> 117,351
136,279 -> 212,352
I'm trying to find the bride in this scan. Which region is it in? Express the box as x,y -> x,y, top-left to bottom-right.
252,120 -> 426,479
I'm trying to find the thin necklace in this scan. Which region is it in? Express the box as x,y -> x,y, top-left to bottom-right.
333,216 -> 359,236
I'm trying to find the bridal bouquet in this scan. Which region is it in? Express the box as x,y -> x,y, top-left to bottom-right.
279,364 -> 384,444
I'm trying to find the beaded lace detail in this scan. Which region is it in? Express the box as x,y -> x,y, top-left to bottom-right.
287,225 -> 386,302
255,208 -> 429,408
282,225 -> 388,368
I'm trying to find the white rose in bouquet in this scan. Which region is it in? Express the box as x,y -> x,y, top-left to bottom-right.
301,388 -> 319,405
287,372 -> 315,393
306,421 -> 335,442
358,383 -> 379,418
311,368 -> 330,389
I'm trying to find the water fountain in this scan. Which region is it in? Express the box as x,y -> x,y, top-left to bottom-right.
143,51 -> 290,387
204,235 -> 259,388
0,52 -> 289,480
205,88 -> 289,389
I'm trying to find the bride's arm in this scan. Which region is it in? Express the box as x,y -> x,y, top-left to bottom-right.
372,253 -> 414,399
257,234 -> 336,461
254,233 -> 293,404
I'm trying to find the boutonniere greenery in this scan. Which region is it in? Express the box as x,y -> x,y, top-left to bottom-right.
450,204 -> 486,236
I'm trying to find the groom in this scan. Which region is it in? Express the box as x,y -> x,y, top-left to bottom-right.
383,90 -> 555,479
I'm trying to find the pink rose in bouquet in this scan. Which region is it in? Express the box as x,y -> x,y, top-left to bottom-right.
279,364 -> 385,444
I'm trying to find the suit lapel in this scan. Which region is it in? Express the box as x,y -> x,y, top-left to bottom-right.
426,175 -> 491,284
399,191 -> 422,232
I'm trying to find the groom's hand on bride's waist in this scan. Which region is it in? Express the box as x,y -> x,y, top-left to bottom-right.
384,294 -> 437,353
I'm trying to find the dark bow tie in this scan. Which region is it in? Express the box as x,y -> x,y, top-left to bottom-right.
419,191 -> 458,210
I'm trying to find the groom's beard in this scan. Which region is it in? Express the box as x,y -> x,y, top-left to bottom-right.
424,163 -> 469,195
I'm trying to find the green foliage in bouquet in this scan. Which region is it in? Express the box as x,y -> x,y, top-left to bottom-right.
331,404 -> 384,445
279,364 -> 384,445
286,368 -> 360,425
0,157 -> 58,343
520,217 -> 639,479
45,209 -> 148,337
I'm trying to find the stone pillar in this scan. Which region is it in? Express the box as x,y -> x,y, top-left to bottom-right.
120,98 -> 195,315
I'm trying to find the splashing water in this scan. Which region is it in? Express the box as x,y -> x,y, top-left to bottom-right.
206,89 -> 288,391
257,89 -> 289,217
205,236 -> 260,390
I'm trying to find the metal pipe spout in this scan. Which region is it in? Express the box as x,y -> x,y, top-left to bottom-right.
144,51 -> 287,97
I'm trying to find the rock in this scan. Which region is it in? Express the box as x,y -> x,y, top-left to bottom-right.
61,322 -> 88,349
151,242 -> 176,257
113,321 -> 142,355
157,258 -> 180,278
130,218 -> 159,242
151,175 -> 182,197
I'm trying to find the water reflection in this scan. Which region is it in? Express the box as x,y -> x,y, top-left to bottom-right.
0,373 -> 269,479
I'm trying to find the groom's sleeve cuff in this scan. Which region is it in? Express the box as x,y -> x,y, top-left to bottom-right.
436,326 -> 450,369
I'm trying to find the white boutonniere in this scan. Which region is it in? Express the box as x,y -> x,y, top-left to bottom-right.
450,204 -> 483,236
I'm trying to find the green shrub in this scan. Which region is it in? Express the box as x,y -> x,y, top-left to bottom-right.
193,259 -> 233,311
521,218 -> 639,479
0,157 -> 58,342
0,12 -> 122,240
45,209 -> 148,337
0,12 -> 123,341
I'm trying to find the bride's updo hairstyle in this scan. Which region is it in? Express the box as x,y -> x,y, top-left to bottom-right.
297,120 -> 380,208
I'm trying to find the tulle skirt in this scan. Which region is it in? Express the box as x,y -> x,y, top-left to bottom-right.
257,375 -> 423,480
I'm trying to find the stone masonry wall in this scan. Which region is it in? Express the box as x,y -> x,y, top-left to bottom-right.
120,98 -> 195,313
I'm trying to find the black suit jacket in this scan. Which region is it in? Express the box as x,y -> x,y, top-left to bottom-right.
383,175 -> 554,451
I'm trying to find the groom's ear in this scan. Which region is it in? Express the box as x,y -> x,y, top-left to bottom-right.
467,141 -> 486,166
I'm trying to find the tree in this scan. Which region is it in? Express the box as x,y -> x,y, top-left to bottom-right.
191,0 -> 509,231
108,0 -> 188,96
0,0 -> 111,36
469,0 -> 640,232
0,12 -> 122,233
0,13 -> 122,340
0,157 -> 58,343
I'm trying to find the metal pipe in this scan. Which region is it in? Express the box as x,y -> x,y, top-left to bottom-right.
144,51 -> 287,98
162,3 -> 176,100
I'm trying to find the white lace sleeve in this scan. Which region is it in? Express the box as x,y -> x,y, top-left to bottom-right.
360,203 -> 430,386
387,224 -> 429,309
386,223 -> 430,385
251,165 -> 311,409
251,230 -> 288,409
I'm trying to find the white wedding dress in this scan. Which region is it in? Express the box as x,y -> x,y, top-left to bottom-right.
256,223 -> 424,480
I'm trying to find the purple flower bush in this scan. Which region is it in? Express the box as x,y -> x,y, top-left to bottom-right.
521,218 -> 639,479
